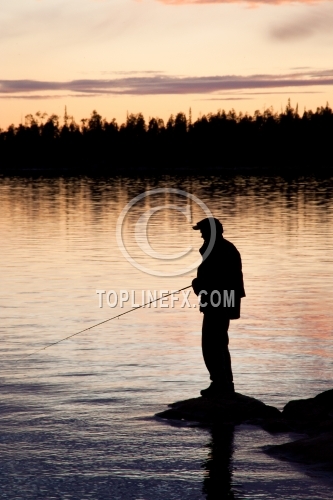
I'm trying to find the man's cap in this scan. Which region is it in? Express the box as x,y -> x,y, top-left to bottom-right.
192,217 -> 223,233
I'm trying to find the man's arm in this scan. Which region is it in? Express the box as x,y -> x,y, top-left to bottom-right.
192,277 -> 202,296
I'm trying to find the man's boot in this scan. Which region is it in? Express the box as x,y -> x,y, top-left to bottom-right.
200,382 -> 235,398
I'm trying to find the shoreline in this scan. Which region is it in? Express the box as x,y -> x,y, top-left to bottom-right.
1,164 -> 333,178
156,388 -> 333,472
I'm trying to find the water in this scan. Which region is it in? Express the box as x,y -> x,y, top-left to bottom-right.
0,174 -> 333,499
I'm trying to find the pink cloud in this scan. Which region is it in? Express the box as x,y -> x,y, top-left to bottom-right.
0,69 -> 332,97
157,0 -> 322,5
271,8 -> 333,39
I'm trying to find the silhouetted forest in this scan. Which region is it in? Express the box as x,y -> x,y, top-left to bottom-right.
1,101 -> 333,173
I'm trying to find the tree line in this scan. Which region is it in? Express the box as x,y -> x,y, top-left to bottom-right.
0,101 -> 332,172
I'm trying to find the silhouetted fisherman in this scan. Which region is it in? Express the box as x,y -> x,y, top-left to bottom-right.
192,218 -> 245,398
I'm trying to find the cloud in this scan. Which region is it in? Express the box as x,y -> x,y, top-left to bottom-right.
0,1 -> 144,50
0,69 -> 332,97
271,7 -> 333,40
197,97 -> 254,100
240,90 -> 323,94
157,0 -> 323,5
0,94 -> 98,100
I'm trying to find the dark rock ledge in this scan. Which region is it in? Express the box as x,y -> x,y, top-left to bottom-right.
156,392 -> 282,427
268,389 -> 333,470
156,389 -> 333,470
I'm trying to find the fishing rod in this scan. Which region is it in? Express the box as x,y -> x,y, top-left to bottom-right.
22,285 -> 192,359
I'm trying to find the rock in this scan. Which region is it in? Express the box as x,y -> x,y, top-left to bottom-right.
282,388 -> 333,433
257,417 -> 293,434
156,389 -> 333,473
265,389 -> 333,470
267,431 -> 333,470
156,392 -> 281,426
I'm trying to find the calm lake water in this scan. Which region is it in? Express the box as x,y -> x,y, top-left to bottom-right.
1,174 -> 333,499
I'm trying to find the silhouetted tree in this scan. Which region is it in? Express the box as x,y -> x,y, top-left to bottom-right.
0,101 -> 332,172
148,117 -> 164,135
88,110 -> 103,131
174,112 -> 187,134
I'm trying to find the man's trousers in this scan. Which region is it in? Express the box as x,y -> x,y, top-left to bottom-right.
202,310 -> 233,389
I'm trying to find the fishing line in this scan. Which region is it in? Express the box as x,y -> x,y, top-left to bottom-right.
22,285 -> 192,359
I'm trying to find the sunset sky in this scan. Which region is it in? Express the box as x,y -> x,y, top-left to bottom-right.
1,0 -> 333,128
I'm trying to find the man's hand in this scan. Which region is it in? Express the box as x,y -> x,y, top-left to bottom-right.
192,278 -> 201,296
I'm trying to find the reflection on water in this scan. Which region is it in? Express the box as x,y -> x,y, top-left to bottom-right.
0,175 -> 333,499
202,425 -> 237,499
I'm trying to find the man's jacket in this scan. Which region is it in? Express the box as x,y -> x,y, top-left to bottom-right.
192,236 -> 245,318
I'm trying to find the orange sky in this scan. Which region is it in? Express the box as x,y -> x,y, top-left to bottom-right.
1,0 -> 333,128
